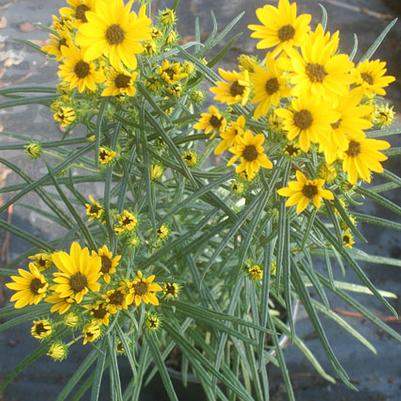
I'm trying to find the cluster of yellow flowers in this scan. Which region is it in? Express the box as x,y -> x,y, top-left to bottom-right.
6,241 -> 180,361
194,0 -> 395,216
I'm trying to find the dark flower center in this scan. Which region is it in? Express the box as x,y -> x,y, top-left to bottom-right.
343,235 -> 351,244
38,258 -> 47,267
123,217 -> 134,226
133,281 -> 149,296
35,323 -> 48,335
230,81 -> 246,97
346,140 -> 361,157
30,278 -> 45,294
101,256 -> 112,274
285,144 -> 300,156
99,150 -> 108,160
92,306 -> 108,319
209,115 -> 223,128
75,4 -> 90,22
165,283 -> 177,296
115,74 -> 131,89
74,60 -> 90,79
58,38 -> 67,50
109,290 -> 124,305
69,273 -> 88,293
278,24 -> 296,42
265,78 -> 280,95
302,184 -> 318,198
242,145 -> 258,161
294,109 -> 313,130
106,24 -> 125,45
89,204 -> 101,214
306,63 -> 327,83
361,72 -> 374,85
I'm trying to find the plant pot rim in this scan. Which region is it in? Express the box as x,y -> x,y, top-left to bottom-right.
167,299 -> 301,384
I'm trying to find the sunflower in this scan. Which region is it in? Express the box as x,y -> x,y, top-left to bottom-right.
97,245 -> 121,284
277,170 -> 334,214
102,68 -> 138,97
99,146 -> 117,165
58,46 -> 104,93
28,252 -> 53,271
45,293 -> 75,315
352,59 -> 395,97
6,263 -> 48,308
342,230 -> 355,249
163,282 -> 181,300
227,130 -> 273,180
60,0 -> 97,26
76,0 -> 152,70
42,31 -> 73,61
85,195 -> 104,221
86,301 -> 111,326
31,319 -> 53,340
53,106 -> 76,128
104,282 -> 133,314
194,106 -> 227,137
47,342 -> 68,361
275,95 -> 339,152
210,69 -> 250,106
130,271 -> 162,306
215,115 -> 246,156
114,210 -> 138,235
51,242 -> 101,304
372,103 -> 395,128
83,321 -> 101,345
318,88 -> 373,164
286,25 -> 354,98
251,54 -> 291,119
341,133 -> 390,184
245,264 -> 263,282
145,313 -> 161,331
158,60 -> 188,84
248,0 -> 311,54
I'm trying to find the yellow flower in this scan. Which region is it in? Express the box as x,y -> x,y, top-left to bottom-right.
277,171 -> 334,214
130,271 -> 162,306
145,312 -> 161,331
51,242 -> 101,304
157,224 -> 170,240
53,106 -> 76,128
97,245 -> 121,284
58,46 -> 104,93
238,54 -> 258,73
31,319 -> 53,340
42,31 -> 73,60
85,195 -> 104,221
104,281 -> 133,314
102,68 -> 138,97
150,164 -> 164,181
51,15 -> 74,34
83,321 -> 101,345
99,146 -> 117,166
114,210 -> 138,235
24,143 -> 42,160
275,95 -> 339,152
210,69 -> 250,106
268,112 -> 285,133
215,115 -> 246,156
251,54 -> 291,119
158,60 -> 188,84
182,150 -> 198,168
47,342 -> 68,362
283,142 -> 301,158
143,40 -> 157,55
318,88 -> 373,164
64,312 -> 79,328
341,134 -> 390,184
86,300 -> 111,326
246,264 -> 263,282
167,83 -> 183,97
286,25 -> 354,99
46,293 -> 75,315
6,263 -> 48,308
230,180 -> 246,196
227,131 -> 273,180
352,59 -> 395,97
342,230 -> 355,249
28,252 -> 53,271
165,30 -> 178,46
318,163 -> 337,183
159,8 -> 176,26
194,106 -> 227,137
372,103 -> 395,128
163,282 -> 181,300
151,27 -> 162,40
77,0 -> 152,70
59,0 -> 97,26
248,0 -> 311,54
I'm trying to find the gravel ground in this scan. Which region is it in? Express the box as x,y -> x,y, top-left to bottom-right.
1,1 -> 401,400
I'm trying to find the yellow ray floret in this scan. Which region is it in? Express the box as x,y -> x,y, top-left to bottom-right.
210,69 -> 250,106
130,271 -> 162,306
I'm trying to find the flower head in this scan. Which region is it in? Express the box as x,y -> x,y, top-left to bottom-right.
163,282 -> 181,300
85,195 -> 104,221
215,115 -> 246,156
372,103 -> 395,128
6,263 -> 48,308
53,106 -> 76,128
182,150 -> 198,168
145,312 -> 161,331
102,68 -> 138,97
99,146 -> 117,166
245,264 -> 263,282
28,252 -> 53,271
194,106 -> 227,137
130,271 -> 162,306
210,69 -> 250,106
47,342 -> 68,362
97,245 -> 121,284
31,319 -> 53,340
83,321 -> 101,345
24,143 -> 42,160
114,210 -> 138,235
278,171 -> 334,214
